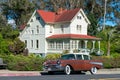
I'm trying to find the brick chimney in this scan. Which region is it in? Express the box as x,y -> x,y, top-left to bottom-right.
57,8 -> 64,15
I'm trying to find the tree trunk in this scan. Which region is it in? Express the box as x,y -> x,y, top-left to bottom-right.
107,40 -> 110,56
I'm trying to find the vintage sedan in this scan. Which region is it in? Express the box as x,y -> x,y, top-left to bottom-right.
43,53 -> 103,75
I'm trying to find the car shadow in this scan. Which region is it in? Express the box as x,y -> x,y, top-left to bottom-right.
41,71 -> 86,75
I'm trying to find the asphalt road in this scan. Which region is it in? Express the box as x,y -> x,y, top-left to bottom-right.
0,73 -> 120,80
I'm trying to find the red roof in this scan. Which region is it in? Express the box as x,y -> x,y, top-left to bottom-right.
19,24 -> 26,30
47,34 -> 100,40
37,8 -> 80,23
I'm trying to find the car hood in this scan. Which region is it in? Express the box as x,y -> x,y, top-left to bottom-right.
44,60 -> 58,65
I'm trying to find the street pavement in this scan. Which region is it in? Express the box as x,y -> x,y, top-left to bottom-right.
0,68 -> 120,77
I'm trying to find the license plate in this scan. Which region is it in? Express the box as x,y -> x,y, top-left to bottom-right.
48,68 -> 51,71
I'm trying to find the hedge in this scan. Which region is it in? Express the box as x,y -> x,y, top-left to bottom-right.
0,53 -> 120,71
0,54 -> 45,71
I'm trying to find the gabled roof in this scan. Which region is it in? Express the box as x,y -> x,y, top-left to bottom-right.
36,8 -> 83,23
47,34 -> 101,40
19,24 -> 26,31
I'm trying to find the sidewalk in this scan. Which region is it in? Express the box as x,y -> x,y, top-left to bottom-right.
96,68 -> 120,74
0,68 -> 120,76
0,70 -> 41,76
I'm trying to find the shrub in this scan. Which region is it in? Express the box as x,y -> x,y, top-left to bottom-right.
111,53 -> 120,68
45,53 -> 61,60
1,54 -> 45,71
92,55 -> 120,68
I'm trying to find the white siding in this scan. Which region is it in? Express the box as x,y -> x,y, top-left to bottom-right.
70,11 -> 88,35
54,23 -> 70,34
19,13 -> 46,54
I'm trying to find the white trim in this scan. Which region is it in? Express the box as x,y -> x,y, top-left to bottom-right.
79,9 -> 91,24
19,10 -> 37,37
70,9 -> 91,25
92,41 -> 95,49
84,40 -> 88,48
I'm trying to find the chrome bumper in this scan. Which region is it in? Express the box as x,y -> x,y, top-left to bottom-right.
43,64 -> 65,72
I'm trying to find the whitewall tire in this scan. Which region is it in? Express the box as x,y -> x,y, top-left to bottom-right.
65,65 -> 71,75
90,67 -> 97,74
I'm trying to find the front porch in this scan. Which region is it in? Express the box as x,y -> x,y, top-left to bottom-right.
47,39 -> 101,55
46,34 -> 102,55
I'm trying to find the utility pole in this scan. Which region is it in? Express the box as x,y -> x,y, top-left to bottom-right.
103,0 -> 107,30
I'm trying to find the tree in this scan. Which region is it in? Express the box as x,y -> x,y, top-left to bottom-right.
0,25 -> 19,40
111,26 -> 120,54
9,38 -> 26,55
0,34 -> 10,54
87,13 -> 99,36
1,0 -> 35,26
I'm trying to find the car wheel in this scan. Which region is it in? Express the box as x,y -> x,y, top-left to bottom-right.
65,65 -> 71,75
90,67 -> 97,74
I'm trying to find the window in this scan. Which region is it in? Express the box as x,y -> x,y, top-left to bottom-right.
31,19 -> 33,22
61,25 -> 64,33
83,55 -> 90,60
36,17 -> 45,27
37,25 -> 39,34
31,40 -> 33,48
77,16 -> 81,19
48,41 -> 54,49
25,40 -> 27,47
32,30 -> 34,34
27,24 -> 30,27
61,54 -> 75,60
77,25 -> 82,33
36,40 -> 39,49
56,41 -> 63,49
76,55 -> 82,60
71,40 -> 77,49
50,25 -> 53,33
64,41 -> 70,49
36,17 -> 40,20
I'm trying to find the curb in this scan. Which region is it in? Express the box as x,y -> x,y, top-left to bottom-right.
0,68 -> 120,76
0,70 -> 41,77
0,73 -> 41,77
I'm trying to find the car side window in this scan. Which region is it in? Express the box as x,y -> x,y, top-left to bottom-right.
68,54 -> 75,60
83,55 -> 89,60
76,55 -> 82,60
61,54 -> 75,60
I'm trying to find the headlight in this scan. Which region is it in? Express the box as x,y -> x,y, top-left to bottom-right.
57,60 -> 61,65
43,62 -> 47,65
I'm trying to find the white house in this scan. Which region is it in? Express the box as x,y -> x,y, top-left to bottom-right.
19,8 -> 101,56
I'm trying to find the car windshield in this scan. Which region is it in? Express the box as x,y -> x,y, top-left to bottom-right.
61,54 -> 75,60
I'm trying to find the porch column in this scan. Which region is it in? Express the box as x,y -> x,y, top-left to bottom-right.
84,40 -> 88,49
54,41 -> 56,49
63,41 -> 64,50
76,40 -> 79,50
92,41 -> 96,49
70,40 -> 73,53
98,41 -> 100,51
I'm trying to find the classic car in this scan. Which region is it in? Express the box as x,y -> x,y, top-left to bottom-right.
43,52 -> 103,75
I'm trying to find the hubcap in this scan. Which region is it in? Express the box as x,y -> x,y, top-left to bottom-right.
65,65 -> 71,75
91,67 -> 97,74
